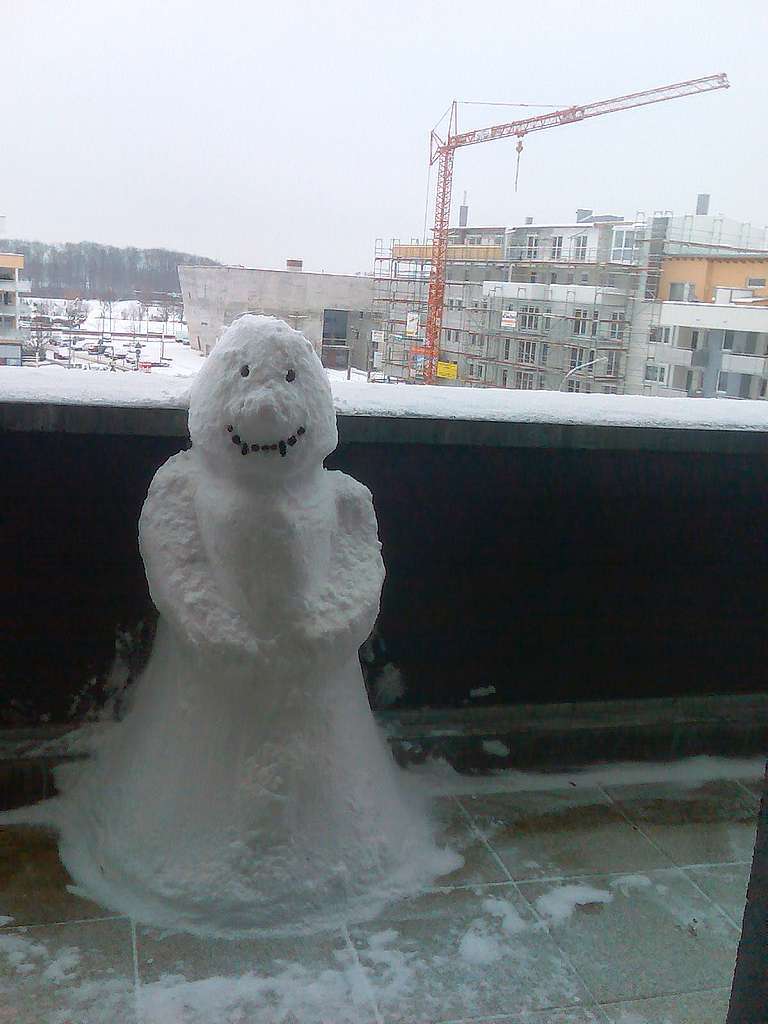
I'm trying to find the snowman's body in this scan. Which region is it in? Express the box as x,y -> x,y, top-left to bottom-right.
48,316 -> 456,935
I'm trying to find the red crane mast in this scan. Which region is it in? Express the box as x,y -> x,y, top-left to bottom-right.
422,73 -> 730,383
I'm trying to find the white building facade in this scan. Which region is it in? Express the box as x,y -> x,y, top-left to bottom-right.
0,250 -> 26,366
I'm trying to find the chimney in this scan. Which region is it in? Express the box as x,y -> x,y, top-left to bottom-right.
524,216 -> 534,225
576,209 -> 593,223
696,193 -> 710,216
459,191 -> 468,227
286,259 -> 303,271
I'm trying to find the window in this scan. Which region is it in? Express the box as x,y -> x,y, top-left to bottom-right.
607,274 -> 616,287
580,272 -> 589,285
569,346 -> 585,370
603,385 -> 618,394
526,234 -> 539,259
645,363 -> 667,384
520,305 -> 540,331
468,361 -> 485,379
612,229 -> 639,261
540,343 -> 549,365
538,372 -> 546,390
515,370 -> 535,389
567,379 -> 581,393
745,332 -> 757,354
606,350 -> 619,376
502,369 -> 508,387
467,235 -> 481,245
551,236 -> 563,259
550,272 -> 557,285
591,310 -> 599,338
747,277 -> 766,288
530,271 -> 538,283
610,312 -> 625,340
566,272 -> 575,285
723,331 -> 734,350
543,308 -> 552,331
662,326 -> 672,345
574,235 -> 588,261
573,309 -> 589,336
691,330 -> 699,350
518,340 -> 536,364
717,371 -> 729,392
503,339 -> 512,361
469,333 -> 478,346
668,282 -> 689,300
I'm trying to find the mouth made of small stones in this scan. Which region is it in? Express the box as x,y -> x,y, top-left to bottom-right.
226,424 -> 306,458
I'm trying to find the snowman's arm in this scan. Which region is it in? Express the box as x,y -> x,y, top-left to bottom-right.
139,452 -> 258,656
309,473 -> 385,650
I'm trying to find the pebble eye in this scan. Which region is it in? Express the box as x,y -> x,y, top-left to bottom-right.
240,365 -> 250,378
286,368 -> 296,382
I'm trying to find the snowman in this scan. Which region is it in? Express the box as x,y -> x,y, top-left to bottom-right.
46,315 -> 457,935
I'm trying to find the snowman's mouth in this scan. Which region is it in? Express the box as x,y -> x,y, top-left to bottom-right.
226,424 -> 306,458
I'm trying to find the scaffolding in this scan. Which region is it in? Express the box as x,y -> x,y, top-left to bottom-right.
372,222 -> 656,392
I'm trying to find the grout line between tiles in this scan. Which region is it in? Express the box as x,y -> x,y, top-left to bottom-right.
10,913 -> 127,931
452,794 -> 604,1012
734,777 -> 764,811
130,918 -> 142,1024
340,922 -> 383,1024
595,980 -> 731,1009
595,784 -> 745,933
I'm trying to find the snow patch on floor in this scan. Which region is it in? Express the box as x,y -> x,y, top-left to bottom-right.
534,884 -> 614,924
482,739 -> 510,757
469,684 -> 496,698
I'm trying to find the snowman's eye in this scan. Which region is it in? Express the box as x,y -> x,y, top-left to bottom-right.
240,365 -> 250,378
286,368 -> 296,382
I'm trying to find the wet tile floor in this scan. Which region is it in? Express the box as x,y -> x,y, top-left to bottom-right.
0,769 -> 762,1023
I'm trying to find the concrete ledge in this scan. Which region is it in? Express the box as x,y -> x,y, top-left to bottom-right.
1,695 -> 764,808
381,693 -> 768,772
2,399 -> 768,453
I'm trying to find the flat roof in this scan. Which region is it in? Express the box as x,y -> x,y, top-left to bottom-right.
179,264 -> 371,282
664,254 -> 768,263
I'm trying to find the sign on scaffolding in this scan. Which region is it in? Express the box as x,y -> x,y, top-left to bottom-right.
436,360 -> 458,380
501,309 -> 518,329
405,312 -> 420,337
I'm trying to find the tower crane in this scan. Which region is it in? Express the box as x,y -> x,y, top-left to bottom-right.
420,73 -> 730,384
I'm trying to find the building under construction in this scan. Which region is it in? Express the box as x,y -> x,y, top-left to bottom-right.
372,199 -> 768,396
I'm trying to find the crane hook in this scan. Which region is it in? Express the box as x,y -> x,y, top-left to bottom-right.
514,137 -> 524,192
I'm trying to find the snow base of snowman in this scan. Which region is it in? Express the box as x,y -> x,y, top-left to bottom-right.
31,316 -> 459,936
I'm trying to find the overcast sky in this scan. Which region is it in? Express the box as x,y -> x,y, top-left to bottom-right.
4,0 -> 766,273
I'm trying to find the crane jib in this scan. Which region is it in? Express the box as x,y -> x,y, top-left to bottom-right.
419,72 -> 730,384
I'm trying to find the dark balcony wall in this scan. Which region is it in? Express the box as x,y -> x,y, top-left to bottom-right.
1,430 -> 766,723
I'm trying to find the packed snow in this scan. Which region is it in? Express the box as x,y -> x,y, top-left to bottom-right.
13,315 -> 458,937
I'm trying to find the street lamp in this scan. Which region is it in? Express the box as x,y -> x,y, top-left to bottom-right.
559,355 -> 608,391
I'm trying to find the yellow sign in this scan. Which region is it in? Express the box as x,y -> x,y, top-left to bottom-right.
437,360 -> 458,379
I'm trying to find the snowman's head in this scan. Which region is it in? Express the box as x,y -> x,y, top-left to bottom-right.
188,315 -> 337,479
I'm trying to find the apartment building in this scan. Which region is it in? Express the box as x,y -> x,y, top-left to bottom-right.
374,210 -> 652,394
373,200 -> 768,398
179,262 -> 375,372
0,250 -> 25,366
643,282 -> 768,400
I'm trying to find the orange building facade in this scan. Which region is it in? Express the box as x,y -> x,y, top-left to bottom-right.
658,255 -> 768,303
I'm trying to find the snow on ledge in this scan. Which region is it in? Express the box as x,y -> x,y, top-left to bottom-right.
2,366 -> 768,432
